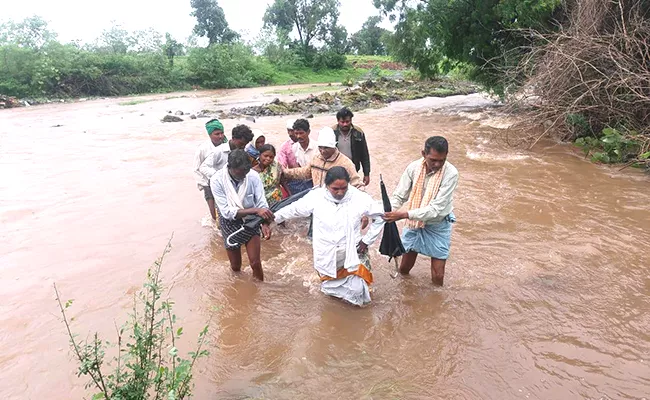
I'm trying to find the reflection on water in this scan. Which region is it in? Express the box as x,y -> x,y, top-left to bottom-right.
1,88 -> 649,399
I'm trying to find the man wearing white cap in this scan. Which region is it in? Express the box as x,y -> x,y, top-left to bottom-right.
276,119 -> 300,170
283,126 -> 363,188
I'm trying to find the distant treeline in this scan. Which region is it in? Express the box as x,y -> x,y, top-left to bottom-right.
0,0 -> 395,98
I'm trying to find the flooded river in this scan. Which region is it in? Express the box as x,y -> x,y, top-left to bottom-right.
1,86 -> 649,399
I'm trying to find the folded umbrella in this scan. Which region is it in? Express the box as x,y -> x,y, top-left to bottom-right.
378,175 -> 405,278
226,188 -> 311,247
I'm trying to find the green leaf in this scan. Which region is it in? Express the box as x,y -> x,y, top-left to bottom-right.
602,127 -> 617,136
176,327 -> 183,336
92,393 -> 106,400
639,152 -> 650,160
601,136 -> 618,144
65,299 -> 74,309
592,152 -> 610,163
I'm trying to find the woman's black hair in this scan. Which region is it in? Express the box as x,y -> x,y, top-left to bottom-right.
258,144 -> 276,155
324,166 -> 350,185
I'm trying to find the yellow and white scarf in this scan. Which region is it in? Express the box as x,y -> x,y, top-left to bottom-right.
405,159 -> 446,229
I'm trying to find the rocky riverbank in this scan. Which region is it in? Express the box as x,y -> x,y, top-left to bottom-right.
201,78 -> 478,120
0,95 -> 28,109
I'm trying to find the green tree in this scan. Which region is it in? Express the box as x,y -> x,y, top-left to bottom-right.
163,33 -> 184,66
263,0 -> 341,59
130,28 -> 164,53
96,24 -> 133,54
190,0 -> 239,45
374,0 -> 562,84
0,15 -> 57,48
349,16 -> 391,55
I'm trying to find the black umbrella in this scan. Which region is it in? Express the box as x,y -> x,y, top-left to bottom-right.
378,174 -> 405,278
226,188 -> 311,247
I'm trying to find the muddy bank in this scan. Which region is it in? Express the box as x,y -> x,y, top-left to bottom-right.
206,78 -> 478,119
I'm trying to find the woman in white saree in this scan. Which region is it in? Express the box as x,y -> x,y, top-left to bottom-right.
274,167 -> 385,306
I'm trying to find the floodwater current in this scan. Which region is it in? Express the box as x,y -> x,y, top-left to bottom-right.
1,85 -> 649,399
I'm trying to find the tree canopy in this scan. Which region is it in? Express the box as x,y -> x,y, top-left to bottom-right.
0,16 -> 57,48
374,0 -> 563,84
190,0 -> 239,45
349,16 -> 391,55
263,0 -> 341,56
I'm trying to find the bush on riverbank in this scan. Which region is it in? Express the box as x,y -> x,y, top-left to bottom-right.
504,0 -> 650,168
0,43 -> 185,97
55,239 -> 210,399
0,41 -> 402,99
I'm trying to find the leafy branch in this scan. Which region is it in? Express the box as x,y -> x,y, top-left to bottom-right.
55,236 -> 212,400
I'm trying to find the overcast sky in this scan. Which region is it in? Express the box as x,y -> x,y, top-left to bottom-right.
2,0 -> 392,44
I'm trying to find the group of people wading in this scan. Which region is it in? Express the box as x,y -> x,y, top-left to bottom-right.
193,107 -> 459,306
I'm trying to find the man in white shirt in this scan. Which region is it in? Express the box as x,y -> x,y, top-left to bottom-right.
286,118 -> 317,194
199,124 -> 254,183
384,136 -> 459,286
193,119 -> 227,220
211,149 -> 274,281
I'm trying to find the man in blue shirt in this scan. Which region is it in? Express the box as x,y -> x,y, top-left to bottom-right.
211,149 -> 274,280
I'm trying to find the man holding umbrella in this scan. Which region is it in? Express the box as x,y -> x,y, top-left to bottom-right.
384,136 -> 459,286
211,149 -> 273,281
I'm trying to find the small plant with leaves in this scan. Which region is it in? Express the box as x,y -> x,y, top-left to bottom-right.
55,238 -> 210,400
575,127 -> 650,169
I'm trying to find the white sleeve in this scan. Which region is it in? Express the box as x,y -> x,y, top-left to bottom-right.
362,198 -> 386,246
211,174 -> 237,220
200,152 -> 218,179
252,174 -> 269,209
274,191 -> 316,223
193,146 -> 205,185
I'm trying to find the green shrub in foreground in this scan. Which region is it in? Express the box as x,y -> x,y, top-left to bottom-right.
55,239 -> 210,400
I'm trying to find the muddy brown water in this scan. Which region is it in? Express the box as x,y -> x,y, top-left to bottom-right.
1,85 -> 649,400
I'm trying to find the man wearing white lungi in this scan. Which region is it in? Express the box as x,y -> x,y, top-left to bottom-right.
384,136 -> 459,286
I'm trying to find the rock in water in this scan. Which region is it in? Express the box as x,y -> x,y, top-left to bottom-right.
190,114 -> 197,120
175,111 -> 184,116
162,115 -> 183,123
314,104 -> 330,112
245,116 -> 256,123
303,113 -> 314,119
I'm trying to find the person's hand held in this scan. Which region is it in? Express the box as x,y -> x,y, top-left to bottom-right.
256,208 -> 275,221
261,224 -> 272,240
357,240 -> 368,254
